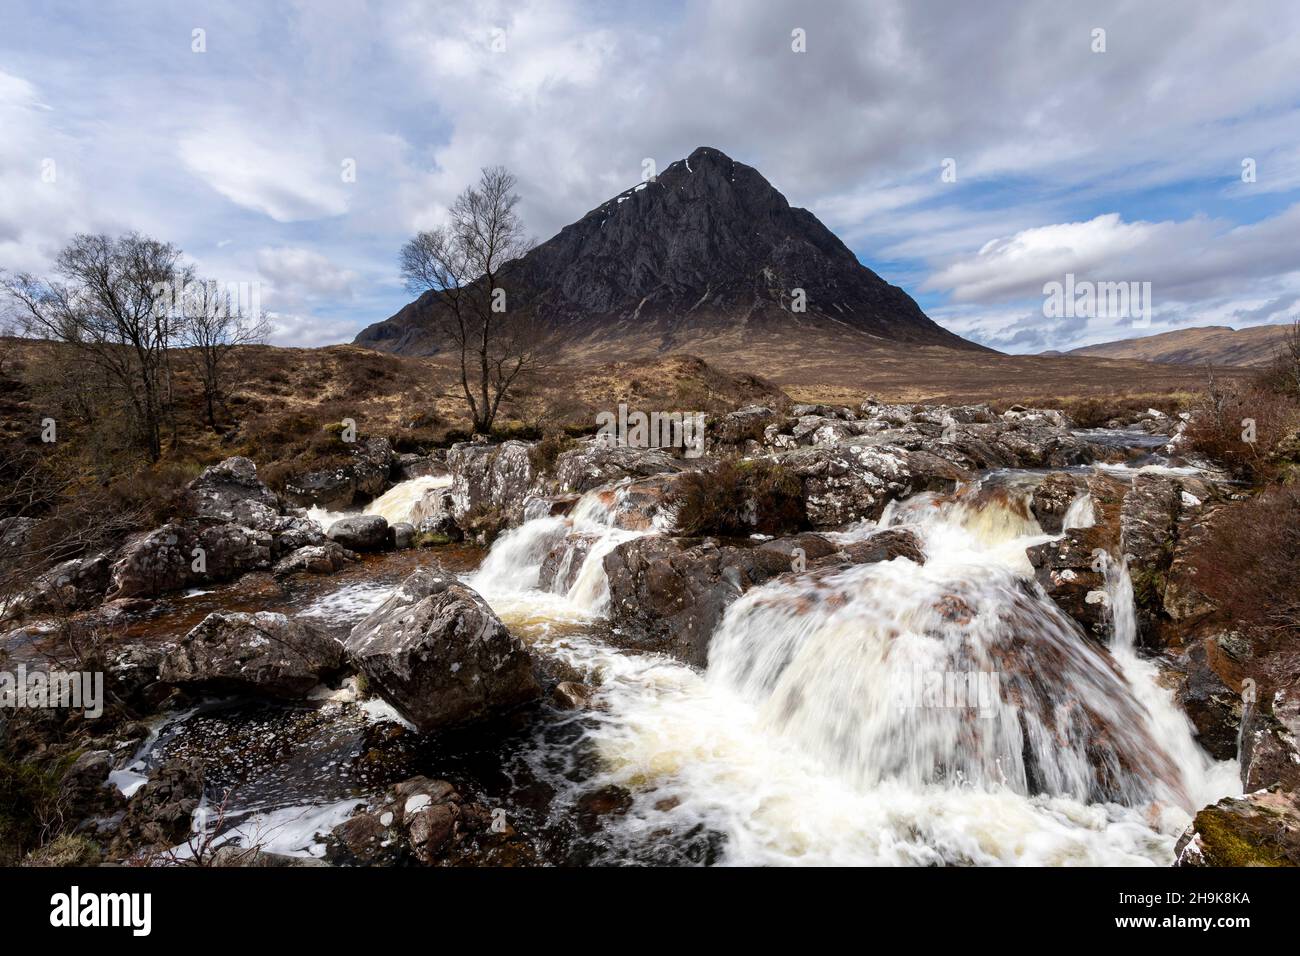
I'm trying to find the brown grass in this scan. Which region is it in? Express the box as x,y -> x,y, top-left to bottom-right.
672,457 -> 806,537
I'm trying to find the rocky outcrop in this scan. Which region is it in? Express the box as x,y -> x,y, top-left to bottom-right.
272,542 -> 359,577
186,456 -> 281,524
2,552 -> 111,618
282,436 -> 396,511
160,611 -> 344,699
345,568 -> 539,733
551,442 -> 689,495
108,522 -> 273,599
110,758 -> 204,856
446,440 -> 536,525
1030,473 -> 1085,534
603,529 -> 925,666
1026,527 -> 1112,643
326,515 -> 390,553
1175,787 -> 1300,867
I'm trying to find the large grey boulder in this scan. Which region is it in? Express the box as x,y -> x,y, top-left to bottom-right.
446,440 -> 536,524
550,441 -> 688,494
345,568 -> 539,733
160,610 -> 343,699
107,522 -> 272,599
2,552 -> 111,619
273,542 -> 359,577
326,515 -> 390,552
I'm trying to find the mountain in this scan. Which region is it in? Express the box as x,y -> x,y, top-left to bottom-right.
354,146 -> 982,358
1064,324 -> 1295,367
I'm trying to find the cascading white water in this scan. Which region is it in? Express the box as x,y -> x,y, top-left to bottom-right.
470,482 -> 663,617
486,474 -> 1240,865
306,474 -> 451,529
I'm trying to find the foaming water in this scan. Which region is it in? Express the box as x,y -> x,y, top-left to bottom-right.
496,476 -> 1240,865
307,475 -> 451,529
471,483 -> 659,617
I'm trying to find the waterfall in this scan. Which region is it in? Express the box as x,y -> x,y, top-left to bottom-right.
470,482 -> 659,616
544,475 -> 1241,865
306,474 -> 451,529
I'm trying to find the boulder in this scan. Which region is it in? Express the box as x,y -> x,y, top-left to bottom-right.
391,522 -> 416,550
345,568 -> 540,732
2,552 -> 111,618
1176,639 -> 1243,761
110,758 -> 204,856
186,456 -> 281,524
273,542 -> 358,577
446,440 -> 536,524
326,515 -> 390,552
283,436 -> 395,510
1175,788 -> 1300,867
603,529 -> 925,666
160,610 -> 344,699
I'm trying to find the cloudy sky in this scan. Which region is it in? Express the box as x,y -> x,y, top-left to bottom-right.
3,0 -> 1300,352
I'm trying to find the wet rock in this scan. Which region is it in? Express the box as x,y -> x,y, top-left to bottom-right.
209,846 -> 330,867
186,456 -> 281,524
326,514 -> 390,552
538,532 -> 599,594
1119,474 -> 1181,642
396,453 -> 445,481
1176,639 -> 1242,761
447,440 -> 537,525
390,522 -> 416,550
105,642 -> 169,712
552,681 -> 594,710
160,610 -> 344,699
604,529 -> 924,666
273,542 -> 358,577
111,757 -> 204,856
551,441 -> 688,494
345,568 -> 540,733
283,436 -> 396,510
1175,787 -> 1300,867
1241,687 -> 1300,792
324,775 -> 516,866
266,514 -> 326,558
1026,526 -> 1112,642
1030,473 -> 1085,534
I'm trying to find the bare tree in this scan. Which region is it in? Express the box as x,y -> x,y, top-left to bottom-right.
3,233 -> 192,461
177,280 -> 270,428
400,166 -> 544,434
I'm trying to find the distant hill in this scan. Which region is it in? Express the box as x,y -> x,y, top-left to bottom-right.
354,145 -> 983,359
1064,324 -> 1295,366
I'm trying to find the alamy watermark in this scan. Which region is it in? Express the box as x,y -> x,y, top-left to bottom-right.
1,665 -> 104,718
595,403 -> 705,458
1043,273 -> 1151,328
151,278 -> 263,321
893,668 -> 1002,719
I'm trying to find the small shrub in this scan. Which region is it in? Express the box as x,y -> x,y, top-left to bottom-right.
1183,379 -> 1300,482
528,432 -> 577,477
1190,485 -> 1300,639
672,457 -> 806,537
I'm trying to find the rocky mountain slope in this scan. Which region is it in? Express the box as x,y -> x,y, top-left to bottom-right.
355,146 -> 980,357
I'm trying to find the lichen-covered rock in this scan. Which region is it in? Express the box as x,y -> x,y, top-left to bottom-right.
326,515 -> 389,552
345,568 -> 539,733
160,610 -> 344,699
272,542 -> 358,577
2,552 -> 111,619
446,440 -> 537,525
550,441 -> 687,495
108,521 -> 272,599
186,456 -> 281,524
1026,526 -> 1112,642
391,522 -> 416,549
1175,787 -> 1300,867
